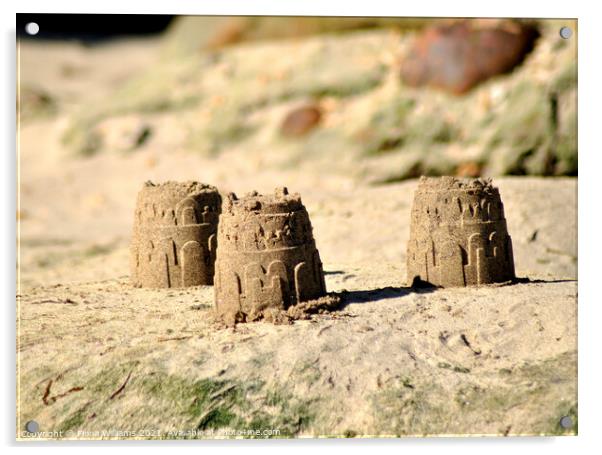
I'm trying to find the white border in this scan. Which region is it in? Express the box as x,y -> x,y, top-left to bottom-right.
3,1 -> 601,454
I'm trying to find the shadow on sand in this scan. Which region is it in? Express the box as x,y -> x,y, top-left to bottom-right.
324,270 -> 345,276
337,285 -> 436,307
333,276 -> 575,308
513,277 -> 577,284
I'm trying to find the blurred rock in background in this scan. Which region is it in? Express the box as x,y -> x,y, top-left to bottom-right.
280,104 -> 323,137
400,19 -> 540,94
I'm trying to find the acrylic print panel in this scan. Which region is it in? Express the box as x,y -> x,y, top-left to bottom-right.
16,14 -> 577,439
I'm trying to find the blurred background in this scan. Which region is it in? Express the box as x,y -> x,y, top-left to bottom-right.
18,15 -> 576,180
17,15 -> 577,287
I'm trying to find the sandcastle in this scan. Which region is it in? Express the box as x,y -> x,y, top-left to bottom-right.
130,181 -> 221,288
213,187 -> 327,322
407,176 -> 515,287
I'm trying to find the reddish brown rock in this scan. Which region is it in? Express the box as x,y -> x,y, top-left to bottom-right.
455,161 -> 483,178
280,105 -> 322,137
400,20 -> 540,94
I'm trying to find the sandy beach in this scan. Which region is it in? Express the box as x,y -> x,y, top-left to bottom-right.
17,28 -> 577,438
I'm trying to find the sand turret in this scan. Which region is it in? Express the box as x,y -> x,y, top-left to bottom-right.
407,176 -> 515,287
214,187 -> 327,322
130,181 -> 221,288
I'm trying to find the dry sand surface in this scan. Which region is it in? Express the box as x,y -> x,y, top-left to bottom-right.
17,165 -> 578,438
17,38 -> 577,438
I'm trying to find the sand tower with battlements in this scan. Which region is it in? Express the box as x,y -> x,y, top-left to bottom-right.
130,181 -> 221,288
214,187 -> 327,322
407,176 -> 515,287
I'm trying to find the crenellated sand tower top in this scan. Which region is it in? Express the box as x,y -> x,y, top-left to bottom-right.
407,176 -> 515,287
133,181 -> 220,227
214,187 -> 327,323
